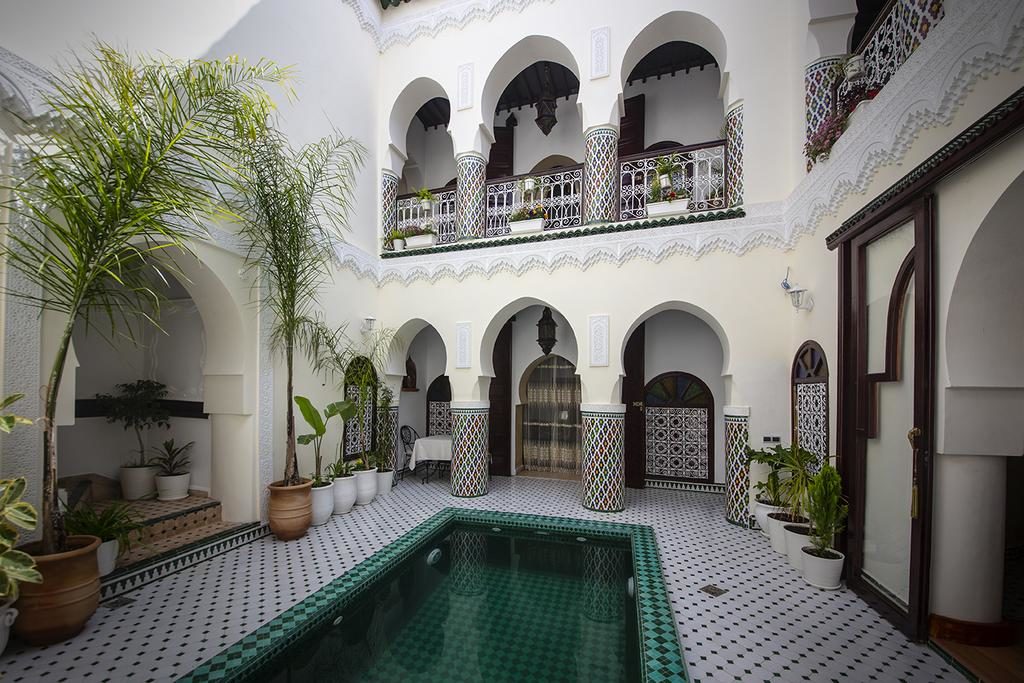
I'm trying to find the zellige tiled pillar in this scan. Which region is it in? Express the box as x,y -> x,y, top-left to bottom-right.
455,152 -> 486,239
724,406 -> 751,527
450,400 -> 489,497
725,103 -> 744,208
804,56 -> 844,170
581,403 -> 625,512
583,126 -> 619,224
381,169 -> 399,247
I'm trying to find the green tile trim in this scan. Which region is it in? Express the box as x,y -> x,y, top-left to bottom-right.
180,508 -> 687,683
382,208 -> 745,259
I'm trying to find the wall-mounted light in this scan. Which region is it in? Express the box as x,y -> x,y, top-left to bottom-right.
361,316 -> 377,334
782,268 -> 813,311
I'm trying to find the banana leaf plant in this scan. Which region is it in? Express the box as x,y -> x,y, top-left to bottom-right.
294,396 -> 356,485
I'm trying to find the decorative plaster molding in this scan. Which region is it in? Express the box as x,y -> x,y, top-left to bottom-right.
588,314 -> 610,367
454,321 -> 472,368
590,27 -> 611,80
456,62 -> 473,110
0,46 -> 58,134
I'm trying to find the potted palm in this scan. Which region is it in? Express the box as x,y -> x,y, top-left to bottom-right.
95,380 -> 170,500
765,445 -> 815,557
295,396 -> 355,526
233,126 -> 365,541
801,465 -> 848,589
326,458 -> 357,515
0,43 -> 286,644
415,187 -> 436,211
63,501 -> 145,576
404,225 -> 437,249
508,204 -> 546,235
747,447 -> 789,537
152,439 -> 194,501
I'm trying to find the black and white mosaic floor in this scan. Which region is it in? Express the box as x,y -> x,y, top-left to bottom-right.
1,477 -> 962,682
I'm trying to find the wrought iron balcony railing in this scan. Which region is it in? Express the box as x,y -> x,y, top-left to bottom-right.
485,165 -> 584,237
618,141 -> 727,221
396,186 -> 457,244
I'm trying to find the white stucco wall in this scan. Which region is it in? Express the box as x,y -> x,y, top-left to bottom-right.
623,65 -> 725,148
397,326 -> 447,438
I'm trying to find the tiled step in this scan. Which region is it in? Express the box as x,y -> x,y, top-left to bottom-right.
94,495 -> 224,545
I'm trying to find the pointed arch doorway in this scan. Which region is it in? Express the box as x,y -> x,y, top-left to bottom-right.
643,371 -> 715,484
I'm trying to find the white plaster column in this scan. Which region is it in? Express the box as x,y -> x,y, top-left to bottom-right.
931,452 -> 1007,624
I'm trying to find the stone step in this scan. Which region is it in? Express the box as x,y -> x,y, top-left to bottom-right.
94,494 -> 224,544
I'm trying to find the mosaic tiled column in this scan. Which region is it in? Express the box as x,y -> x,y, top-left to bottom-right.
380,169 -> 399,246
583,126 -> 619,224
725,103 -> 744,208
581,403 -> 625,512
455,152 -> 486,239
375,404 -> 398,470
804,56 -> 844,171
724,406 -> 751,527
450,400 -> 489,497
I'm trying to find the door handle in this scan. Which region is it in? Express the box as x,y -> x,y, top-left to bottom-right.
907,427 -> 921,518
631,401 -> 644,410
906,427 -> 921,448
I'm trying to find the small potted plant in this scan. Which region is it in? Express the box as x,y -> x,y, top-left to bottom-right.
326,458 -> 357,515
295,396 -> 354,526
508,204 -> 546,235
351,456 -> 378,506
95,380 -> 170,500
63,501 -> 145,576
804,113 -> 847,165
404,224 -> 437,249
801,465 -> 848,590
415,187 -> 436,211
646,176 -> 690,218
655,156 -> 679,189
388,228 -> 407,252
521,175 -> 542,199
764,445 -> 815,556
747,447 -> 789,537
152,439 -> 194,501
844,54 -> 865,81
0,476 -> 42,655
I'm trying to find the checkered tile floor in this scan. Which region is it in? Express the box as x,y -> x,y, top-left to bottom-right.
0,477 -> 962,682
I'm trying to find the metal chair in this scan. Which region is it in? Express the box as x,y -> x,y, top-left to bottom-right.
398,425 -> 418,481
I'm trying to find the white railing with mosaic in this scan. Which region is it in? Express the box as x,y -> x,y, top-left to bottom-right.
395,187 -> 457,245
618,141 -> 727,221
484,165 -> 583,237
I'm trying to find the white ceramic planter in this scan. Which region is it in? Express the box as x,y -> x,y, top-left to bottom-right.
801,547 -> 845,590
767,513 -> 797,554
96,539 -> 119,577
658,173 -> 672,188
392,238 -> 405,251
310,481 -> 335,526
0,600 -> 17,657
120,466 -> 158,500
332,476 -> 357,514
523,178 -> 537,193
354,467 -> 378,505
844,55 -> 865,81
405,233 -> 436,249
155,472 -> 191,501
509,217 -> 543,235
376,470 -> 394,497
646,200 -> 690,218
419,198 -> 432,211
784,524 -> 812,570
754,501 -> 788,538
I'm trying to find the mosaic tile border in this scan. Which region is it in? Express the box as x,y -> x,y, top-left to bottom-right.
101,522 -> 267,601
180,508 -> 687,683
644,479 -> 725,494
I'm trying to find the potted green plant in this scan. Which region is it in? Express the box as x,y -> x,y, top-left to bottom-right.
234,126 -> 365,541
747,447 -> 789,537
152,439 -> 194,501
63,501 -> 145,577
521,175 -> 541,197
0,42 -> 286,644
0,474 -> 43,656
387,228 -> 407,252
655,156 -> 680,189
373,386 -> 396,497
295,395 -> 355,526
508,204 -> 546,235
95,380 -> 170,500
404,224 -> 437,249
415,187 -> 436,211
764,445 -> 816,559
801,465 -> 848,589
326,458 -> 357,515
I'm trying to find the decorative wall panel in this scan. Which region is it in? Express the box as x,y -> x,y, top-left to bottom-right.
428,400 -> 452,436
795,382 -> 828,473
583,127 -> 619,224
375,405 -> 399,470
344,385 -> 375,459
645,407 -> 709,481
724,413 -> 751,527
380,170 -> 399,245
725,104 -> 744,207
581,404 -> 625,512
455,153 -> 486,238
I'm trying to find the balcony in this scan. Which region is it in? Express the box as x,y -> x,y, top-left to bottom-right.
619,141 -> 726,221
485,165 -> 583,236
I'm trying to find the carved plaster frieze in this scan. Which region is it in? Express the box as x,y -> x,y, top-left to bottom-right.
0,46 -> 58,134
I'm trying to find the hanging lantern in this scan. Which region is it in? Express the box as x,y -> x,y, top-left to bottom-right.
534,64 -> 558,136
537,306 -> 558,355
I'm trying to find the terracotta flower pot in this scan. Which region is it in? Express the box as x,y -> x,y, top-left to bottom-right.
267,479 -> 313,541
15,535 -> 101,646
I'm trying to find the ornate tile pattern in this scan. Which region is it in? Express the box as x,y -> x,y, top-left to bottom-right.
725,104 -> 744,207
724,415 -> 751,527
380,170 -> 398,247
343,385 -> 374,459
645,406 -> 710,482
455,153 -> 486,239
805,56 -> 843,170
450,406 -> 489,497
861,0 -> 945,89
427,400 -> 452,436
583,126 -> 619,224
795,382 -> 828,473
375,405 -> 399,470
581,406 -> 625,512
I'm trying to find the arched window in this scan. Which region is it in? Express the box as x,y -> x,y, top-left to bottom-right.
343,356 -> 377,460
644,371 -> 715,483
426,375 -> 452,436
792,341 -> 829,471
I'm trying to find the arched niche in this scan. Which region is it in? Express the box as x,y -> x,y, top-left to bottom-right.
386,77 -> 453,171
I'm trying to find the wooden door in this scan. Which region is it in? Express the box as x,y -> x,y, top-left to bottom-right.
622,323 -> 646,488
618,94 -> 646,157
840,196 -> 934,640
486,126 -> 515,179
488,320 -> 513,475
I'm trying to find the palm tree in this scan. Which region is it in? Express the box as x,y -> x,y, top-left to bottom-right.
0,44 -> 289,555
233,131 -> 365,486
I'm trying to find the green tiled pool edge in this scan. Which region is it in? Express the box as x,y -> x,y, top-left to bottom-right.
179,508 -> 688,683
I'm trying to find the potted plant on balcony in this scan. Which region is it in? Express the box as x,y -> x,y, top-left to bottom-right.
508,204 -> 546,235
655,156 -> 680,189
152,439 -> 194,501
801,465 -> 848,589
415,187 -> 436,211
326,458 -> 357,515
747,447 -> 789,537
804,113 -> 847,165
646,176 -> 691,218
387,228 -> 407,252
404,225 -> 437,249
0,474 -> 42,656
295,395 -> 355,526
95,380 -> 171,501
63,501 -> 145,577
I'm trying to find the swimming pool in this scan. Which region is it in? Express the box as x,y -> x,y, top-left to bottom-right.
181,508 -> 686,682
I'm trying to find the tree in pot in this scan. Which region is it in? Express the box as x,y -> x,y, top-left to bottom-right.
295,395 -> 355,526
801,465 -> 848,590
0,43 -> 288,643
232,125 -> 365,540
152,439 -> 194,501
63,501 -> 145,577
0,475 -> 43,656
747,447 -> 788,536
764,445 -> 817,555
95,380 -> 170,500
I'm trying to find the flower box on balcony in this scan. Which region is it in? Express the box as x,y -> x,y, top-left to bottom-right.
646,199 -> 690,218
405,233 -> 437,249
508,217 -> 544,235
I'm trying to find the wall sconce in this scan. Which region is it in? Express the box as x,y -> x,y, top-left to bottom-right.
782,268 -> 813,311
361,316 -> 376,334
